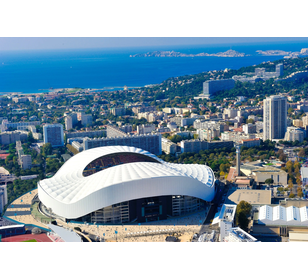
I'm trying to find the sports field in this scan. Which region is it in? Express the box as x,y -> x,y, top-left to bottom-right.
1,233 -> 52,242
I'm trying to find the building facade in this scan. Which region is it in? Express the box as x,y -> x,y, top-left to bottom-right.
203,79 -> 235,98
43,124 -> 64,147
263,95 -> 287,140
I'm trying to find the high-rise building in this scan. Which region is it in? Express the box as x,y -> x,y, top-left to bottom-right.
203,79 -> 235,98
276,63 -> 283,77
65,113 -> 78,130
81,114 -> 92,127
43,124 -> 64,147
263,95 -> 287,140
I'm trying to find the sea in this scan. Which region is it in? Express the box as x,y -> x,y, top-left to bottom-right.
1,40 -> 308,95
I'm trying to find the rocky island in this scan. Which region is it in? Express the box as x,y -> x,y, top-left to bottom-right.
130,49 -> 247,58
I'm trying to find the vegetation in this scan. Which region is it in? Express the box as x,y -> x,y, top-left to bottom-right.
281,160 -> 301,185
66,144 -> 79,155
6,178 -> 39,205
265,178 -> 274,185
235,200 -> 252,230
159,146 -> 235,174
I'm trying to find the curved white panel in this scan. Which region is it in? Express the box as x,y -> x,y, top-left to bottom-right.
38,146 -> 215,219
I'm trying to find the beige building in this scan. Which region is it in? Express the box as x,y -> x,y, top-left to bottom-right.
252,167 -> 288,185
227,189 -> 272,205
293,119 -> 303,127
302,115 -> 308,127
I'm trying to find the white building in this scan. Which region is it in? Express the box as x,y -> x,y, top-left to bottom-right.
161,137 -> 177,155
224,108 -> 238,119
224,227 -> 257,242
212,204 -> 237,241
242,123 -> 257,134
258,205 -> 308,226
137,124 -> 155,135
284,126 -> 305,142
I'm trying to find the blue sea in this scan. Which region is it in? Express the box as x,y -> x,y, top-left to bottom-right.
1,40 -> 308,94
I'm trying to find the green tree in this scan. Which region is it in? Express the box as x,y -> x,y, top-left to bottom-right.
235,200 -> 252,230
41,143 -> 52,157
265,178 -> 274,185
289,192 -> 295,198
237,211 -> 249,230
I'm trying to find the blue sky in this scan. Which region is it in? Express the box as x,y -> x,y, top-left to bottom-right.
1,37 -> 308,51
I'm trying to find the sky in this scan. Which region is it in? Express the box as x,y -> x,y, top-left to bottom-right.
1,37 -> 308,51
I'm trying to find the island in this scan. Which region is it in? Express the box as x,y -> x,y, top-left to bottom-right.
256,50 -> 291,56
256,48 -> 308,58
130,49 -> 247,58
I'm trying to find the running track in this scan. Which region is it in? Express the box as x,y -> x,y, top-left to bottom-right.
1,233 -> 52,242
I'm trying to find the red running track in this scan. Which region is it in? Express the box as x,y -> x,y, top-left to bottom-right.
1,233 -> 53,242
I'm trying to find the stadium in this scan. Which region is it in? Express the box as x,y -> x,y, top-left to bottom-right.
37,146 -> 216,224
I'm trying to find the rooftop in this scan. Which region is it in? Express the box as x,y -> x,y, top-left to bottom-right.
228,189 -> 272,205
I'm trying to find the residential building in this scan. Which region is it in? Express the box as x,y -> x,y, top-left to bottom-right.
1,120 -> 40,132
293,119 -> 303,127
65,113 -> 78,130
198,128 -> 220,141
203,79 -> 235,98
263,95 -> 287,140
83,133 -> 162,155
110,107 -> 126,116
81,114 -> 93,127
161,138 -> 177,154
284,127 -> 305,142
43,124 -> 64,147
240,138 -> 261,148
65,130 -> 107,139
0,131 -> 28,145
16,141 -> 32,170
106,125 -> 127,138
137,124 -> 155,135
242,123 -> 257,134
302,115 -> 308,127
224,108 -> 238,119
180,139 -> 233,153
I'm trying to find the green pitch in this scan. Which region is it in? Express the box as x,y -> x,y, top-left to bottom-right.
22,239 -> 37,242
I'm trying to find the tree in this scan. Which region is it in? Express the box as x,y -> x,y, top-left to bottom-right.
237,200 -> 252,216
235,200 -> 252,230
41,143 -> 52,157
288,178 -> 294,189
265,178 -> 274,185
298,148 -> 305,158
289,192 -> 295,198
237,211 -> 250,230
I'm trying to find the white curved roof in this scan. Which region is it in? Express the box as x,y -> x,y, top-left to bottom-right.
38,146 -> 215,219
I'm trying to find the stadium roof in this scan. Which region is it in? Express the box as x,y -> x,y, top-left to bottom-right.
38,146 -> 215,219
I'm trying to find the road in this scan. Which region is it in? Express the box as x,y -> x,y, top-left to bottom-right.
193,181 -> 227,242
